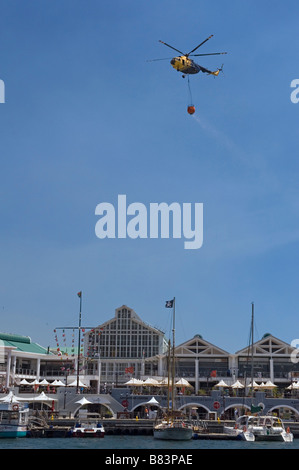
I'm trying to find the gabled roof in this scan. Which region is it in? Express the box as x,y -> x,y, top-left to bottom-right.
235,333 -> 294,356
174,334 -> 230,357
0,332 -> 51,355
92,305 -> 165,336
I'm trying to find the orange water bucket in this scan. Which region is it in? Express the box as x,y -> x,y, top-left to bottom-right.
187,105 -> 195,115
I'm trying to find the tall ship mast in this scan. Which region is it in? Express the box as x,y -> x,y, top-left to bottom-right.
153,298 -> 193,441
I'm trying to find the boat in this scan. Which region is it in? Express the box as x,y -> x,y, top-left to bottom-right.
153,298 -> 193,441
224,415 -> 293,442
69,421 -> 105,438
0,402 -> 29,438
154,418 -> 193,440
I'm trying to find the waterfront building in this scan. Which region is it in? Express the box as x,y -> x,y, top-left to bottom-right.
145,334 -> 231,394
0,332 -> 79,389
234,333 -> 297,385
83,305 -> 168,389
145,333 -> 299,393
0,306 -> 298,395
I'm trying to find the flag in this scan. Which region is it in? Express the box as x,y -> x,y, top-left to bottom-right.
125,367 -> 134,374
251,404 -> 261,414
77,291 -> 82,298
165,299 -> 174,308
210,370 -> 217,377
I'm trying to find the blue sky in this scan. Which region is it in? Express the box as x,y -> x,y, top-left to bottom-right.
1,0 -> 299,354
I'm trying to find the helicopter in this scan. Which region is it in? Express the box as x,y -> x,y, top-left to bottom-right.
149,34 -> 227,78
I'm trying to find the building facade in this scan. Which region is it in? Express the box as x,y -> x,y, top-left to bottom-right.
1,306 -> 299,394
83,305 -> 168,388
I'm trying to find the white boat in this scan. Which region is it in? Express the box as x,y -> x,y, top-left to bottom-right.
69,421 -> 105,438
223,416 -> 255,441
0,402 -> 29,438
224,415 -> 293,442
153,298 -> 193,441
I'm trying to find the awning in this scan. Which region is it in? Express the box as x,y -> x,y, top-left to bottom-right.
75,397 -> 92,406
0,391 -> 27,403
51,380 -> 66,386
231,380 -> 244,389
175,378 -> 193,387
30,392 -> 58,402
124,378 -> 144,386
215,380 -> 229,387
145,397 -> 160,405
67,379 -> 88,388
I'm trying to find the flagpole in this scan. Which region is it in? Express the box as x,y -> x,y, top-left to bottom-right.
77,292 -> 82,393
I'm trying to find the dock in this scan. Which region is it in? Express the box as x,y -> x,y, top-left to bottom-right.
26,418 -> 299,439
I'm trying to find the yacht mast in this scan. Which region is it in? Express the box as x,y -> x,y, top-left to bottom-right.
250,302 -> 254,395
171,297 -> 176,417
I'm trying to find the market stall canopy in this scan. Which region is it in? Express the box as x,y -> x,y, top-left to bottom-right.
231,380 -> 244,389
158,378 -> 173,386
264,381 -> 277,389
175,378 -> 193,387
51,380 -> 66,386
145,397 -> 160,405
75,397 -> 92,406
143,378 -> 160,386
215,380 -> 229,387
19,379 -> 32,385
67,380 -> 88,388
0,391 -> 27,403
39,379 -> 50,385
124,378 -> 144,386
258,382 -> 266,388
287,382 -> 299,389
248,381 -> 260,388
30,392 -> 58,402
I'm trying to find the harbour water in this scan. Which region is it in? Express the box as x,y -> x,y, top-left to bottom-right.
0,435 -> 298,449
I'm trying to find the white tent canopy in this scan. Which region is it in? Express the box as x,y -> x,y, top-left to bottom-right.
75,397 -> 92,406
19,379 -> 32,385
67,379 -> 88,388
215,380 -> 229,387
124,378 -> 144,386
287,382 -> 299,390
158,378 -> 173,386
145,397 -> 160,405
51,380 -> 66,387
0,391 -> 27,403
263,380 -> 277,389
143,378 -> 160,386
39,379 -> 50,385
175,378 -> 193,388
231,380 -> 244,389
30,392 -> 57,402
248,381 -> 260,388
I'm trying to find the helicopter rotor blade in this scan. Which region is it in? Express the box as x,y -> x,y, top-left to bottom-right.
147,57 -> 173,62
187,34 -> 214,55
159,40 -> 184,55
191,52 -> 227,57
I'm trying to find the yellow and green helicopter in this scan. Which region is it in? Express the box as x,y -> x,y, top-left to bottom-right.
149,34 -> 227,78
